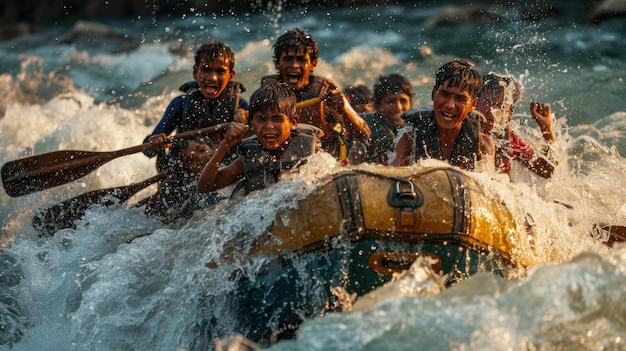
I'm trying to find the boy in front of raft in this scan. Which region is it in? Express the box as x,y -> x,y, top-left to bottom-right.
349,73 -> 414,165
390,59 -> 493,170
197,83 -> 323,195
144,139 -> 221,222
261,28 -> 370,161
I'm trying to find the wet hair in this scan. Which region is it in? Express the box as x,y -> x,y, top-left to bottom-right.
194,40 -> 235,71
248,83 -> 296,122
434,59 -> 483,98
344,84 -> 373,105
478,73 -> 522,108
272,28 -> 318,68
372,73 -> 413,105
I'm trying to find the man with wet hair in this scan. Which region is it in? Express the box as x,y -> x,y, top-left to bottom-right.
391,59 -> 491,170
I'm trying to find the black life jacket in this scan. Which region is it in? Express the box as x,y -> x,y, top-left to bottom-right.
177,80 -> 246,133
362,112 -> 398,164
403,108 -> 480,170
157,80 -> 246,170
238,124 -> 322,194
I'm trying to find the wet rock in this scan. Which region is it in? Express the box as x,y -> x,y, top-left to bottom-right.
0,22 -> 36,41
58,20 -> 140,53
422,4 -> 502,29
587,0 -> 626,23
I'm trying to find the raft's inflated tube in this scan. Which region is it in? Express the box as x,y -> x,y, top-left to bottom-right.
251,166 -> 532,267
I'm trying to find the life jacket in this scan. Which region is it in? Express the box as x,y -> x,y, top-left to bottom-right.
157,80 -> 246,169
144,173 -> 219,221
178,80 -> 246,133
261,75 -> 348,160
403,108 -> 480,170
238,124 -> 322,195
362,112 -> 398,165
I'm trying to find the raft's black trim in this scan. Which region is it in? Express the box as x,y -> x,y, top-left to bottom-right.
445,168 -> 470,235
334,173 -> 364,240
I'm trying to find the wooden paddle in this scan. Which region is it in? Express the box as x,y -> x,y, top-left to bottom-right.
295,96 -> 323,110
32,171 -> 167,237
294,90 -> 336,109
1,123 -> 231,197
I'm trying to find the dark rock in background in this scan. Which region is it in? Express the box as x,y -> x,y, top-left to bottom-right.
1,0 -> 625,42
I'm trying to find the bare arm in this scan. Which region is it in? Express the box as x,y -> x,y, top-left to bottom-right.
325,91 -> 371,141
530,102 -> 555,142
197,123 -> 249,193
526,102 -> 557,177
390,132 -> 412,166
480,133 -> 495,158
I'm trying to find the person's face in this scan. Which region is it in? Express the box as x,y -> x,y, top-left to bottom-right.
376,92 -> 412,126
193,55 -> 235,99
277,47 -> 316,91
352,102 -> 373,114
431,80 -> 477,132
475,93 -> 510,133
182,141 -> 215,173
250,108 -> 298,150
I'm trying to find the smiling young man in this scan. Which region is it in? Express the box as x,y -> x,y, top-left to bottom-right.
197,83 -> 323,195
390,60 -> 488,170
261,28 -> 370,161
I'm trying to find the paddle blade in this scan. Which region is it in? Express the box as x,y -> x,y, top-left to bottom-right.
1,142 -> 150,198
32,186 -> 121,236
32,172 -> 166,236
1,151 -> 113,197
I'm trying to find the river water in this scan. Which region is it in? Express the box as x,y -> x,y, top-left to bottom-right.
1,2 -> 625,350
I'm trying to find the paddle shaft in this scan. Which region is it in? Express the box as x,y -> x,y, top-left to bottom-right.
295,97 -> 322,110
1,123 -> 230,197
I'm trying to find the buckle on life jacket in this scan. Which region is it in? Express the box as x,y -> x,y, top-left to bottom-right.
387,179 -> 424,227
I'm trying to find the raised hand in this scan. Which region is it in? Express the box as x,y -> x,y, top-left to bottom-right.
223,122 -> 250,148
530,102 -> 555,142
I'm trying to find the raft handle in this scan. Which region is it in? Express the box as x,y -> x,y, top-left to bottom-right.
396,180 -> 416,199
387,179 -> 424,208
